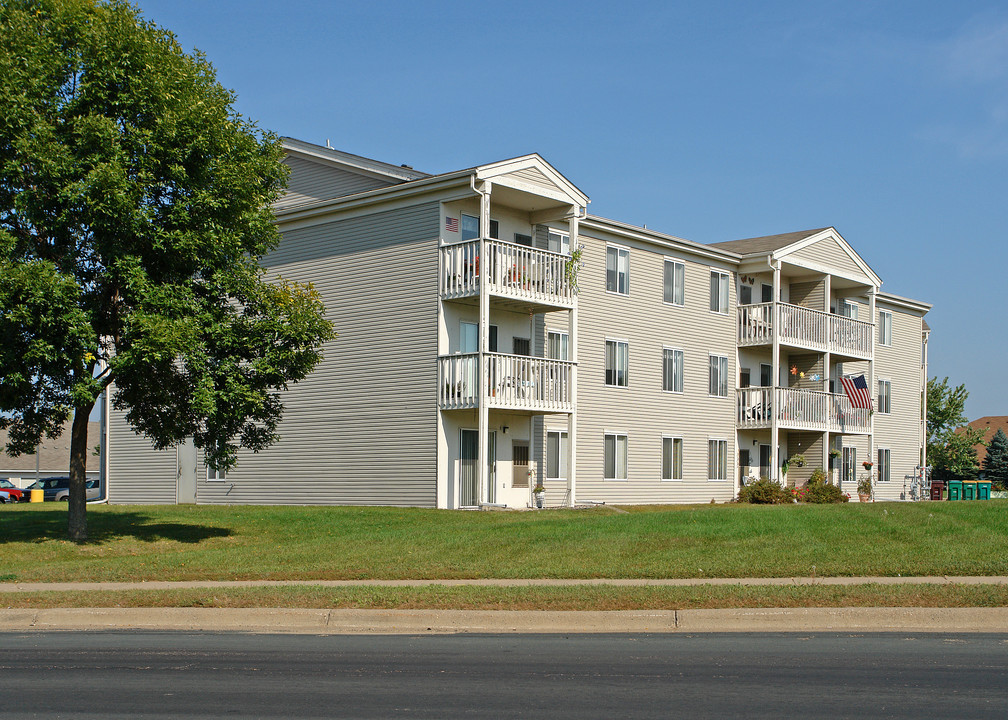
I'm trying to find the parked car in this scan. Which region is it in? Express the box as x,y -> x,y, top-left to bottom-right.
0,479 -> 24,502
0,489 -> 12,504
21,477 -> 102,501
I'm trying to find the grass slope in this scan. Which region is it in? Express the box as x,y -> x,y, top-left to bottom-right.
2,501 -> 1007,583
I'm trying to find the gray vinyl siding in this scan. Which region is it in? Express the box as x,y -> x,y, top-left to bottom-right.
872,302 -> 925,500
107,397 -> 178,503
277,156 -> 398,209
546,228 -> 738,504
791,238 -> 871,283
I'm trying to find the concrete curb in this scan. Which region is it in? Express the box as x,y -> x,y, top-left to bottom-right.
3,576 -> 1007,592
4,607 -> 1008,634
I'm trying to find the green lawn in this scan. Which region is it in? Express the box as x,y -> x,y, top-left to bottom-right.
2,500 -> 1007,583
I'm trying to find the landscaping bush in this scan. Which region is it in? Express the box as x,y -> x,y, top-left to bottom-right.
797,468 -> 849,503
737,477 -> 791,504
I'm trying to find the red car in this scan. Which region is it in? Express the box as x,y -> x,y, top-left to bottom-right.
0,479 -> 24,502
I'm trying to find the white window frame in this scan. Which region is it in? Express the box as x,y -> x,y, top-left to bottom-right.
842,446 -> 857,485
604,432 -> 628,481
877,447 -> 891,483
842,299 -> 859,320
605,338 -> 629,388
662,346 -> 684,394
663,259 -> 685,306
547,230 -> 570,255
708,438 -> 728,481
708,354 -> 729,397
879,310 -> 892,347
547,331 -> 569,361
207,444 -> 226,482
878,378 -> 892,414
709,270 -> 730,314
606,244 -> 629,296
662,436 -> 683,481
546,430 -> 569,480
461,213 -> 480,242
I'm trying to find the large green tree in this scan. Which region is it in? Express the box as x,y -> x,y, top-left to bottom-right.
926,377 -> 984,483
0,0 -> 334,540
983,428 -> 1008,490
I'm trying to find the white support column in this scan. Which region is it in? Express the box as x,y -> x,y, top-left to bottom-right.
477,182 -> 491,506
567,212 -> 579,506
770,262 -> 781,483
867,285 -> 877,472
822,273 -> 832,474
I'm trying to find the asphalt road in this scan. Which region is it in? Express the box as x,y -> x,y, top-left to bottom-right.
3,632 -> 1007,719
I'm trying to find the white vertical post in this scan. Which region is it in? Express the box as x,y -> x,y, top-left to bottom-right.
867,285 -> 876,474
567,213 -> 579,506
477,182 -> 491,506
770,262 -> 781,483
822,273 -> 831,475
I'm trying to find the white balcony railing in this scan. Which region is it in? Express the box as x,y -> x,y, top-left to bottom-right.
737,386 -> 871,434
438,352 -> 575,413
737,302 -> 873,358
439,238 -> 574,306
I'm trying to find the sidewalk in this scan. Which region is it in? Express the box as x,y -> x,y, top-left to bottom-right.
3,577 -> 1007,634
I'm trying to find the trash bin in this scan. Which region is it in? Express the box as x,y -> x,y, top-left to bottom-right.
29,488 -> 43,503
947,480 -> 962,501
930,480 -> 944,501
962,481 -> 977,501
977,481 -> 991,500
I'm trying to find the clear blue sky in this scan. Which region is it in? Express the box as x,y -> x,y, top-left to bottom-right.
138,0 -> 1008,420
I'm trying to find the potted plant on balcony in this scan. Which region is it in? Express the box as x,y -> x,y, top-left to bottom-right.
532,483 -> 546,509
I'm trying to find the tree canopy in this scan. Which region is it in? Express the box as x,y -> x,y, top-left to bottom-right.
0,0 -> 334,539
983,428 -> 1008,490
926,377 -> 984,483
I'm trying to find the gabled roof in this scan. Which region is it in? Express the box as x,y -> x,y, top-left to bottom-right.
281,137 -> 431,183
710,228 -> 832,255
964,416 -> 1008,464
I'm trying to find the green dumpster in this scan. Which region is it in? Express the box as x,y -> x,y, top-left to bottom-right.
977,481 -> 991,500
947,480 -> 963,501
962,481 -> 977,501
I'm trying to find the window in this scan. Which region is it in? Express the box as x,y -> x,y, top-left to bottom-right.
842,446 -> 857,484
604,433 -> 628,480
739,283 -> 752,306
761,283 -> 773,303
513,337 -> 531,356
460,321 -> 478,353
605,340 -> 628,387
461,214 -> 479,241
877,447 -> 891,483
489,219 -> 499,239
708,354 -> 728,397
207,444 -> 226,482
514,232 -> 533,247
710,270 -> 729,313
547,331 -> 569,361
548,231 -> 570,255
739,368 -> 751,389
663,260 -> 684,305
662,348 -> 684,393
546,431 -> 569,480
878,379 -> 891,414
662,437 -> 683,481
841,299 -> 859,320
760,363 -> 772,387
606,246 -> 629,294
708,439 -> 728,481
879,310 -> 892,346
489,325 -> 498,353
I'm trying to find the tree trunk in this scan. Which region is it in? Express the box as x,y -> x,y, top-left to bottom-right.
68,400 -> 95,542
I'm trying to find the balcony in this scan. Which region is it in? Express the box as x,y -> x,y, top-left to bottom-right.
439,238 -> 575,311
737,386 -> 871,435
737,302 -> 873,359
438,352 -> 574,413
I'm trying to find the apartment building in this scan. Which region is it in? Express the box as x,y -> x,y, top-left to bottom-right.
106,139 -> 930,506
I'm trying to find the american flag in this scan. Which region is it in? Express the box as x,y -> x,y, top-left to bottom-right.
841,373 -> 873,410
445,216 -> 459,233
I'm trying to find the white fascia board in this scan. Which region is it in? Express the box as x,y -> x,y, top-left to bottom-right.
580,216 -> 740,265
476,154 -> 589,208
876,291 -> 932,314
770,227 -> 882,288
281,137 -> 430,182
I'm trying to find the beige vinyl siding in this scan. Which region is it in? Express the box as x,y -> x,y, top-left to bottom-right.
785,431 -> 824,486
789,280 -> 825,311
511,167 -> 558,194
790,237 -> 871,283
546,228 -> 737,504
107,398 -> 178,503
872,302 -> 925,500
276,156 -> 397,209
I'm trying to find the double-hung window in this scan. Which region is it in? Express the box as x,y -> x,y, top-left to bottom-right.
708,439 -> 728,481
708,354 -> 728,397
878,379 -> 891,414
877,448 -> 891,483
662,347 -> 684,393
461,215 -> 498,240
604,433 -> 628,480
207,443 -> 226,482
709,270 -> 729,313
547,331 -> 569,361
546,431 -> 569,480
605,340 -> 628,387
663,260 -> 684,305
842,299 -> 859,320
879,310 -> 892,346
606,246 -> 629,294
548,231 -> 570,255
662,437 -> 683,481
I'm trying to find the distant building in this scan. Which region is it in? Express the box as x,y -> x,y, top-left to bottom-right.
965,416 -> 1008,465
0,419 -> 101,488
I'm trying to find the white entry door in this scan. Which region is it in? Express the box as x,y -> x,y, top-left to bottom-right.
176,438 -> 197,504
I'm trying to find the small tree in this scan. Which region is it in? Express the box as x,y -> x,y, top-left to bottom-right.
983,428 -> 1008,490
0,0 -> 334,540
926,377 -> 984,483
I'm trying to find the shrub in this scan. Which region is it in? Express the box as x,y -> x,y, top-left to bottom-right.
737,477 -> 791,504
802,482 -> 849,504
